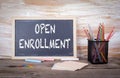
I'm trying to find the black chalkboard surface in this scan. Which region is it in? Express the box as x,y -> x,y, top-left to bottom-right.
13,18 -> 76,59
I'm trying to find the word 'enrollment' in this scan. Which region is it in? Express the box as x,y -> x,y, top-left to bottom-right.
19,23 -> 71,49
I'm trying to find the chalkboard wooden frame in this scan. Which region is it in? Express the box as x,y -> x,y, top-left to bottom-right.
12,17 -> 77,59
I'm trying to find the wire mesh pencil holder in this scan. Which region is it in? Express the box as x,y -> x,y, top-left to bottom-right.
88,40 -> 109,64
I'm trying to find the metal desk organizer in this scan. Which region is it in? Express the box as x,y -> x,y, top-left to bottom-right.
88,40 -> 109,64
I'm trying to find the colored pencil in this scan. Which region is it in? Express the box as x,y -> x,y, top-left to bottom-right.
106,27 -> 115,40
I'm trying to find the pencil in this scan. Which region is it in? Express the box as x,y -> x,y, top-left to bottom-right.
97,25 -> 100,40
88,25 -> 94,40
100,52 -> 107,62
106,27 -> 115,40
83,27 -> 90,39
101,23 -> 105,41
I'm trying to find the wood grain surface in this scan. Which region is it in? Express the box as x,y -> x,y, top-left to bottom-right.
0,0 -> 120,58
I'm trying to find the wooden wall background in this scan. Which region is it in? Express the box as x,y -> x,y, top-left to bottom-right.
0,0 -> 120,58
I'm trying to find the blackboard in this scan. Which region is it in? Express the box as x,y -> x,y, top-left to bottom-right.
13,18 -> 76,59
